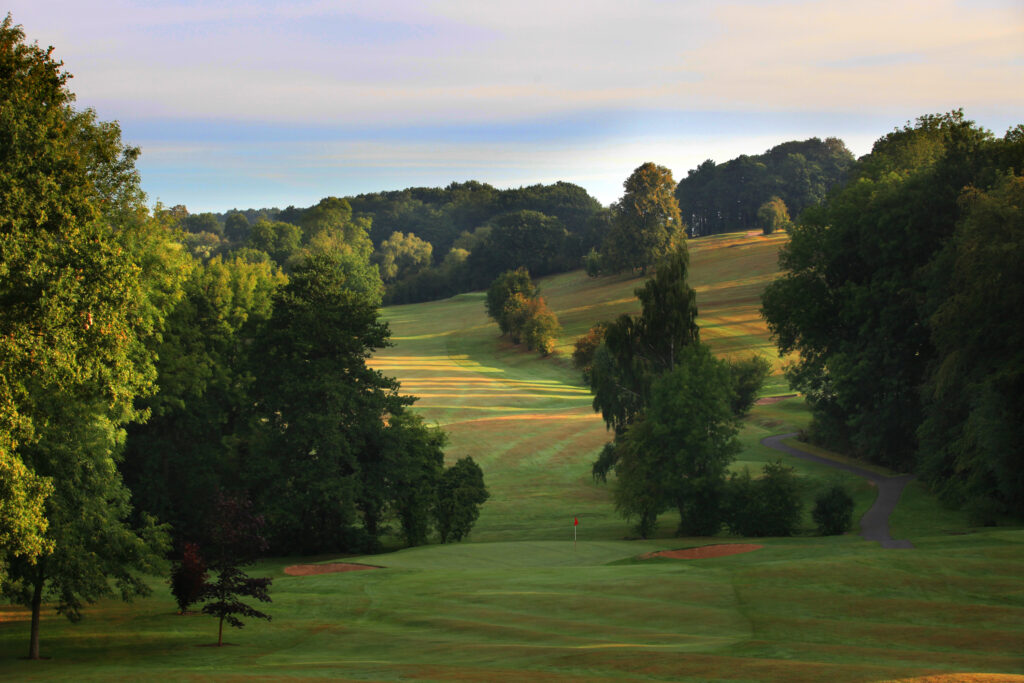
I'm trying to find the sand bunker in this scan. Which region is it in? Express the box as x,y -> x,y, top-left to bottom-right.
644,544 -> 763,560
284,562 -> 382,576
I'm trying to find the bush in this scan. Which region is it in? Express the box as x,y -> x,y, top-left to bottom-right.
724,460 -> 803,537
435,457 -> 489,543
728,355 -> 772,417
583,247 -> 603,276
812,484 -> 855,535
169,542 -> 208,614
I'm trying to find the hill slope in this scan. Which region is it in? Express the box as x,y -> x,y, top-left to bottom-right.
372,230 -> 793,541
3,232 -> 1022,682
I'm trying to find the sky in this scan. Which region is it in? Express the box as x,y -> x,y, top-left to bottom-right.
9,0 -> 1024,211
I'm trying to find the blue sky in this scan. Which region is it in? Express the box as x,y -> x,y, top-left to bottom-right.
10,1 -> 1023,211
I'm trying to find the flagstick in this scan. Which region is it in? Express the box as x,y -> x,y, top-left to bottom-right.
574,519 -> 577,551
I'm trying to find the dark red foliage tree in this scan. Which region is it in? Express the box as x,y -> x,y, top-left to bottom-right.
169,542 -> 208,614
199,494 -> 272,646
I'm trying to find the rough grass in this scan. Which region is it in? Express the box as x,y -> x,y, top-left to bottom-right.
3,231 -> 1022,681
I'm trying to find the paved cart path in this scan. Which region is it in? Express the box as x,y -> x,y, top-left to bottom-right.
761,433 -> 915,549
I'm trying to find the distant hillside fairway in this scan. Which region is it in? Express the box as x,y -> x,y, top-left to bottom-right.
372,231 -> 791,541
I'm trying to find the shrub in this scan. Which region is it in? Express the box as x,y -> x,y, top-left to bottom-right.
169,542 -> 208,614
724,460 -> 803,537
435,457 -> 489,543
812,484 -> 855,535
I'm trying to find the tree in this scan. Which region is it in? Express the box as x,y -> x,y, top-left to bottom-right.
812,485 -> 854,535
199,495 -> 272,647
918,171 -> 1024,520
520,296 -> 561,356
0,15 -> 181,658
435,458 -> 489,543
675,139 -> 854,237
244,252 -> 410,553
485,268 -> 538,336
761,111 -> 1017,470
467,210 -> 570,281
224,212 -> 251,243
169,542 -> 208,614
121,255 -> 286,545
612,344 -> 741,537
756,196 -> 791,235
602,163 -> 685,274
588,248 -> 700,448
572,322 -> 609,383
384,412 -> 446,547
724,461 -> 803,537
373,231 -> 433,283
182,212 -> 223,237
728,355 -> 773,417
246,219 -> 303,267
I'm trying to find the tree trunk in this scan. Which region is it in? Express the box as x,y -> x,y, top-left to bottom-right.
28,563 -> 44,660
218,613 -> 224,646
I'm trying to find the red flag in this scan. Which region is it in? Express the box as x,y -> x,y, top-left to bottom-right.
574,517 -> 578,526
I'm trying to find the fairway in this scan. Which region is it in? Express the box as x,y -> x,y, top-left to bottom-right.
2,232 -> 1022,681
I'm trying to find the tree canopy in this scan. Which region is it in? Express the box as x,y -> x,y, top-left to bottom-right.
761,111 -> 1024,519
676,138 -> 854,236
602,163 -> 685,274
0,15 -> 183,658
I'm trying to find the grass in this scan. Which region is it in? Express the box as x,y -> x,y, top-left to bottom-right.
2,231 -> 1022,682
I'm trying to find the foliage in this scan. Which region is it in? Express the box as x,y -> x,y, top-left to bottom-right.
121,255 -> 285,545
340,181 -> 601,304
0,448 -> 52,587
435,457 -> 490,543
466,210 -> 573,284
612,344 -> 741,537
0,15 -> 181,658
571,322 -> 609,383
917,171 -> 1024,519
182,212 -> 223,237
169,542 -> 208,614
385,412 -> 446,547
199,495 -> 271,647
485,268 -> 538,335
756,196 -> 792,235
677,137 -> 854,236
728,355 -> 772,417
761,111 -> 1023,471
583,247 -> 603,276
244,252 -> 409,553
246,219 -> 303,267
724,460 -> 803,537
812,485 -> 855,535
485,269 -> 559,356
224,212 -> 250,242
602,163 -> 685,274
373,231 -> 433,283
588,247 -> 699,445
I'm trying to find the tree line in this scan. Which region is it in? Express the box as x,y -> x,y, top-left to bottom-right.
762,111 -> 1024,523
173,138 -> 857,306
675,137 -> 855,237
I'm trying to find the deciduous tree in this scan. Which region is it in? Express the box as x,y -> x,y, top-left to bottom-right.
200,495 -> 271,647
435,458 -> 489,543
602,163 -> 685,274
0,15 -> 181,658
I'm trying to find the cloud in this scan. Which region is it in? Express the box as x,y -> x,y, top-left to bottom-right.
11,0 -> 1019,126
